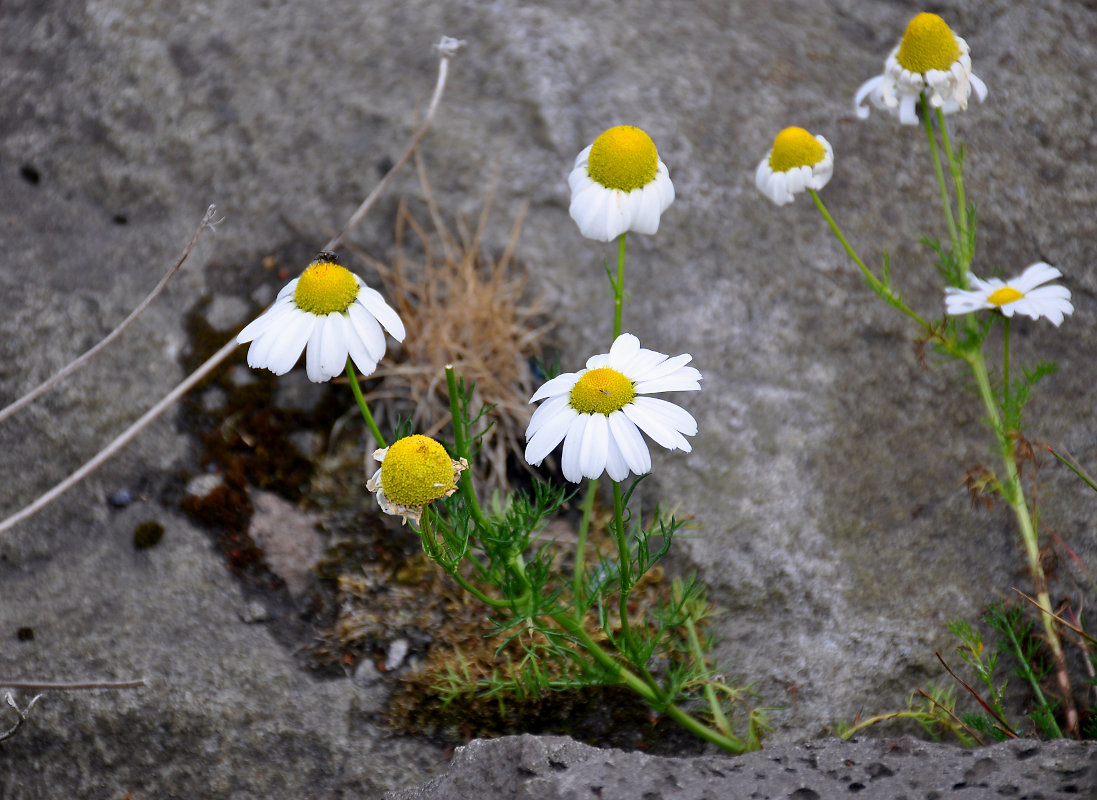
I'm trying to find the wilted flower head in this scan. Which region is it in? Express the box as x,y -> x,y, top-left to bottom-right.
855,12 -> 987,125
367,434 -> 468,525
755,126 -> 834,206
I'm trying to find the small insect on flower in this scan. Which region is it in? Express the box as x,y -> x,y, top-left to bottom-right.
236,251 -> 406,382
568,125 -> 675,242
945,262 -> 1073,326
855,12 -> 987,125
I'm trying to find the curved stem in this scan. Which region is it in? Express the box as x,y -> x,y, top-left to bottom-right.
444,364 -> 490,531
613,234 -> 627,338
967,351 -> 1077,734
921,97 -> 959,260
936,109 -> 971,273
345,359 -> 386,448
551,610 -> 745,753
610,481 -> 634,649
420,510 -> 510,610
574,478 -> 599,615
809,190 -> 934,333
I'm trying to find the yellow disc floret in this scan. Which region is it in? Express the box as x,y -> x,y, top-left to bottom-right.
768,127 -> 826,173
988,286 -> 1024,307
294,257 -> 359,315
570,367 -> 636,415
379,435 -> 460,508
587,126 -> 659,192
897,12 -> 960,74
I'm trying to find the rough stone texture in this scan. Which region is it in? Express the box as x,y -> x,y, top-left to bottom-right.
2,0 -> 1097,796
385,734 -> 1097,800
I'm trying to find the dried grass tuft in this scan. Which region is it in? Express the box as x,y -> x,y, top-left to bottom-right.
347,157 -> 552,493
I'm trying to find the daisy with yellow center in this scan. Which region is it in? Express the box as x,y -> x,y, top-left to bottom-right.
568,125 -> 676,242
855,12 -> 987,126
236,252 -> 406,383
755,126 -> 834,206
945,262 -> 1073,326
367,434 -> 469,525
524,333 -> 701,483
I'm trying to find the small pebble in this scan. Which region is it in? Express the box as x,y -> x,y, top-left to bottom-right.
384,638 -> 410,672
239,600 -> 270,624
108,490 -> 133,508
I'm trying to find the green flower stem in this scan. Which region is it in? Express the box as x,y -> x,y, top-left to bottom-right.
936,109 -> 971,271
345,359 -> 386,448
573,478 -> 599,615
550,609 -> 746,754
1002,317 -> 1011,402
966,350 -> 1071,724
922,96 -> 960,260
444,364 -> 490,532
613,234 -> 627,338
421,509 -> 511,611
679,584 -> 732,737
809,190 -> 934,333
610,480 -> 635,650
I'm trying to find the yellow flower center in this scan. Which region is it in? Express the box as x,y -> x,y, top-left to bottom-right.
294,258 -> 359,315
896,12 -> 960,74
586,126 -> 659,192
768,127 -> 825,173
988,286 -> 1024,306
380,435 -> 458,508
570,367 -> 635,415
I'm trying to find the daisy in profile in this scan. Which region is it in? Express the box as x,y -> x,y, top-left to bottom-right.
855,12 -> 987,125
568,125 -> 675,242
236,251 -> 405,382
525,333 -> 701,483
755,126 -> 833,206
945,262 -> 1073,326
367,434 -> 468,525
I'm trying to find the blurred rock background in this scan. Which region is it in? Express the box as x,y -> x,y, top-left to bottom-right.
1,0 -> 1096,796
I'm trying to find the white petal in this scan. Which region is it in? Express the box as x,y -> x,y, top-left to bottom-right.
263,309 -> 314,375
305,316 -> 326,382
633,396 -> 698,437
634,370 -> 702,395
345,321 -> 380,378
570,182 -> 627,243
607,333 -> 641,367
527,393 -> 571,439
525,403 -> 578,466
319,313 -> 350,380
622,398 -> 693,452
356,283 -> 405,342
348,301 -> 387,363
631,352 -> 692,383
578,413 -> 609,480
608,410 -> 650,476
530,371 -> 580,403
854,75 -> 884,118
1011,262 -> 1061,293
561,414 -> 590,483
603,429 -> 630,482
236,295 -> 295,344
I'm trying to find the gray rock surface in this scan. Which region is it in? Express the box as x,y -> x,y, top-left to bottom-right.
2,0 -> 1097,796
385,733 -> 1097,800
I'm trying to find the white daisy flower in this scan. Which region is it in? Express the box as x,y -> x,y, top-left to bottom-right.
568,125 -> 675,242
855,12 -> 987,126
755,126 -> 834,206
236,252 -> 406,382
945,262 -> 1073,326
366,434 -> 468,525
524,333 -> 701,483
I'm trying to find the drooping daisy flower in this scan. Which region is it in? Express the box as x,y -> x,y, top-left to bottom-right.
524,333 -> 701,483
236,252 -> 406,382
568,125 -> 675,242
945,262 -> 1073,326
755,126 -> 834,206
855,12 -> 987,126
367,434 -> 469,525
